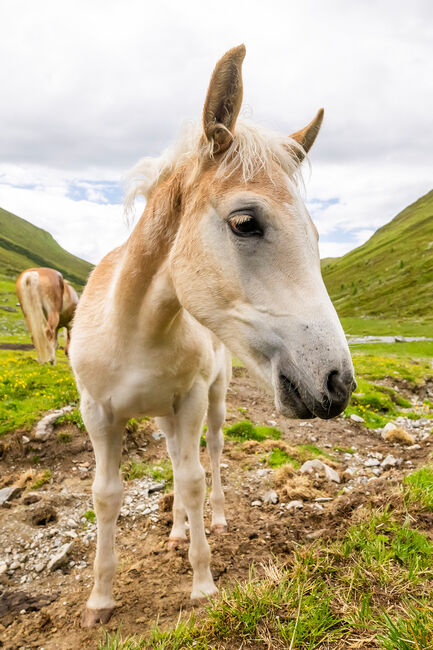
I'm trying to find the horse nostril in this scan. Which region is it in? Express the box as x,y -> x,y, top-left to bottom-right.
326,370 -> 341,396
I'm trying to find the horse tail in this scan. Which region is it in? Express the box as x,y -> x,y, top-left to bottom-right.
19,271 -> 52,363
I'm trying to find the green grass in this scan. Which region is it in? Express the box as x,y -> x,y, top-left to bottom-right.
83,509 -> 96,524
0,206 -> 92,288
99,506 -> 433,649
0,349 -> 78,436
322,189 -> 433,323
404,466 -> 433,511
122,459 -> 173,488
266,447 -> 300,468
341,316 -> 433,337
224,419 -> 281,443
56,407 -> 85,430
30,469 -> 52,490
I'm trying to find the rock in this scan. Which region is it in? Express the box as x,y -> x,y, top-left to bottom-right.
263,490 -> 278,505
364,458 -> 380,467
300,459 -> 340,483
34,405 -> 73,441
407,443 -> 421,450
152,430 -> 165,440
251,500 -> 262,507
34,562 -> 45,573
383,427 -> 416,446
22,435 -> 30,444
286,500 -> 303,511
267,420 -> 277,426
383,422 -> 397,433
148,482 -> 165,494
306,528 -> 327,540
350,414 -> 365,423
0,486 -> 22,506
0,563 -> 8,575
47,542 -> 74,571
381,454 -> 401,469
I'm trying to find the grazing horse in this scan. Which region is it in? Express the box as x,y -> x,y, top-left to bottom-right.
69,45 -> 355,627
16,267 -> 78,364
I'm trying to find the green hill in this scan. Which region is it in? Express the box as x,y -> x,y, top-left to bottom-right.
322,190 -> 433,327
0,207 -> 92,288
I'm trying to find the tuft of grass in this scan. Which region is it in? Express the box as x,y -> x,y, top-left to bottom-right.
57,431 -> 72,443
266,448 -> 300,468
56,407 -> 85,431
30,469 -> 52,490
122,459 -> 173,489
224,419 -> 281,443
83,509 -> 96,524
380,602 -> 433,649
295,444 -> 335,462
404,466 -> 433,510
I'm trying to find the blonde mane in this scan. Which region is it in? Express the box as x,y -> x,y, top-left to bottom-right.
124,120 -> 306,217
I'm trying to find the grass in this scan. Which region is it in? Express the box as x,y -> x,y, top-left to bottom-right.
404,466 -> 433,511
83,509 -> 96,524
122,459 -> 173,488
224,419 -> 281,442
30,469 -> 52,490
266,447 -> 300,468
99,504 -> 433,649
322,189 -> 433,324
0,349 -> 78,436
56,407 -> 85,430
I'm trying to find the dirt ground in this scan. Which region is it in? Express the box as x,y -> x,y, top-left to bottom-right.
0,371 -> 432,650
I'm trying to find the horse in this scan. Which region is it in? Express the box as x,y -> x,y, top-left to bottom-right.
16,267 -> 78,364
69,44 -> 355,627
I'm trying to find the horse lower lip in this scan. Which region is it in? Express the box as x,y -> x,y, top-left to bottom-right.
279,374 -> 314,418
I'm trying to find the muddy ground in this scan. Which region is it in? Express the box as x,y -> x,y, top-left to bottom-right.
0,370 -> 432,650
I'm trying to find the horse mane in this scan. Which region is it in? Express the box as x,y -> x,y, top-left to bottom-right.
124,120 -> 306,218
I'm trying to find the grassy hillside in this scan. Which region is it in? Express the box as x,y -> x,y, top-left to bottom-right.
322,190 -> 433,326
0,207 -> 92,288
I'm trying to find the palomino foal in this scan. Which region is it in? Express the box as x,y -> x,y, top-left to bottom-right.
70,45 -> 355,627
16,267 -> 78,363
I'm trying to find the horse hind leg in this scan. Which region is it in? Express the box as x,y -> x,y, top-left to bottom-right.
45,311 -> 60,365
207,376 -> 228,534
157,416 -> 188,550
80,392 -> 125,628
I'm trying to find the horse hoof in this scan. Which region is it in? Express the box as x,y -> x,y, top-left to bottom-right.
191,584 -> 218,600
211,524 -> 227,535
167,537 -> 188,551
81,607 -> 114,628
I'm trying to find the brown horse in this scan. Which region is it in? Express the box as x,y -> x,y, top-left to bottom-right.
16,267 -> 78,364
70,45 -> 355,626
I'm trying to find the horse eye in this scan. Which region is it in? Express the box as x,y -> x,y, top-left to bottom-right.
229,215 -> 263,237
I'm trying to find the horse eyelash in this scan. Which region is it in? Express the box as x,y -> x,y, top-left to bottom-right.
229,213 -> 254,226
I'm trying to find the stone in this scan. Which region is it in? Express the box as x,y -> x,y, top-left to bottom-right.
350,414 -> 365,423
22,435 -> 30,444
306,528 -> 326,540
300,459 -> 340,483
47,542 -> 74,571
0,563 -> 8,576
34,405 -> 73,441
286,500 -> 303,511
381,454 -> 401,469
251,500 -> 262,507
35,562 -> 46,573
148,482 -> 165,494
364,458 -> 380,467
263,490 -> 279,505
152,430 -> 165,440
0,486 -> 22,506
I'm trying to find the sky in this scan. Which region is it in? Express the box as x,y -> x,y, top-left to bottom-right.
0,0 -> 432,263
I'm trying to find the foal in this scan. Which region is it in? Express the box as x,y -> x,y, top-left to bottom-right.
16,267 -> 78,363
70,45 -> 355,627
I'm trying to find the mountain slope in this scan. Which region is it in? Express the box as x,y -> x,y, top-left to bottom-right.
0,207 -> 92,287
322,190 -> 433,321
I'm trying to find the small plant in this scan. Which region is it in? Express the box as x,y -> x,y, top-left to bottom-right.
57,431 -> 72,443
83,509 -> 96,524
267,448 -> 299,468
224,419 -> 281,443
30,469 -> 52,490
122,459 -> 173,489
404,466 -> 433,510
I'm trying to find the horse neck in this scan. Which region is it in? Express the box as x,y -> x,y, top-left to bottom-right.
113,193 -> 183,336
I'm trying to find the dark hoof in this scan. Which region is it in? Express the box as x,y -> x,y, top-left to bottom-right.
81,607 -> 114,628
211,524 -> 227,535
167,536 -> 188,551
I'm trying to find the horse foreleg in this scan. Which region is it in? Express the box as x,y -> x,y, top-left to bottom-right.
170,380 -> 217,599
80,394 -> 124,628
207,376 -> 228,534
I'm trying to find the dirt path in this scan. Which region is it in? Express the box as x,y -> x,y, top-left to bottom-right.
0,372 -> 432,649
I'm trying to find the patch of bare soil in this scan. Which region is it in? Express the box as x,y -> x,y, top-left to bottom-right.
0,373 -> 432,649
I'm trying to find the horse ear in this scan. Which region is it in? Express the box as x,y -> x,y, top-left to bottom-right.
289,108 -> 324,162
203,44 -> 246,153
